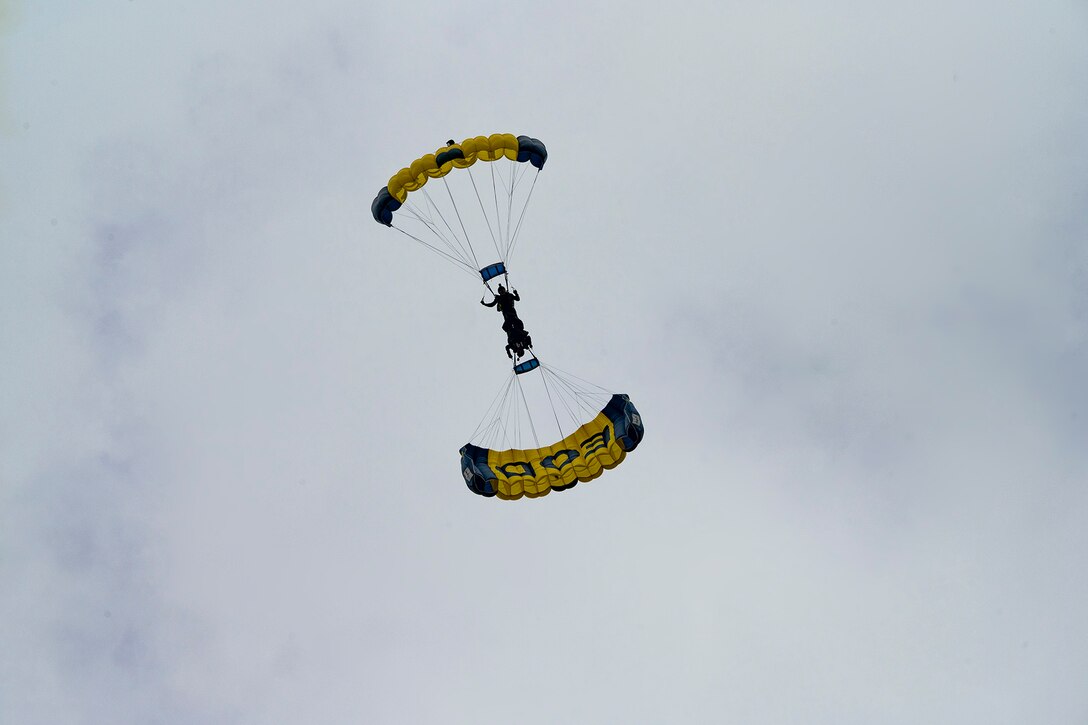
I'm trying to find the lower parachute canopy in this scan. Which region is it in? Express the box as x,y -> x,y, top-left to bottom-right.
460,393 -> 644,500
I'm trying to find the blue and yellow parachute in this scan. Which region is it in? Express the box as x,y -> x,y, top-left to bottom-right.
461,394 -> 644,500
372,134 -> 546,228
372,134 -> 642,500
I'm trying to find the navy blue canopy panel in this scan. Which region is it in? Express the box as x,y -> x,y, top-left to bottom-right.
371,188 -> 401,226
516,136 -> 548,169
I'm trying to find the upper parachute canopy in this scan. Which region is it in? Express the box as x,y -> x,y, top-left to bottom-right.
371,134 -> 547,226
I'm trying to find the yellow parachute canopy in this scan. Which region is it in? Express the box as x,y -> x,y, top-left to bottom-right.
369,133 -> 547,280
460,393 -> 644,500
386,134 -> 520,202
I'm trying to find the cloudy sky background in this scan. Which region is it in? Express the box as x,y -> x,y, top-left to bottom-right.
3,1 -> 1088,722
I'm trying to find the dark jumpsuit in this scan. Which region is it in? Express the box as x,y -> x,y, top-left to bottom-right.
482,289 -> 531,354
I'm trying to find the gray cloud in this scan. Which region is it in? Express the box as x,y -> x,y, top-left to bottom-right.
3,1 -> 1087,723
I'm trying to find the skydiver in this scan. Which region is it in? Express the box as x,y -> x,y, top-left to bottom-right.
482,285 -> 526,331
505,328 -> 533,360
481,284 -> 521,317
483,284 -> 532,358
506,338 -> 531,361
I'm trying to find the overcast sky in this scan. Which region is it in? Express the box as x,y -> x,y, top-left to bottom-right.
3,1 -> 1088,723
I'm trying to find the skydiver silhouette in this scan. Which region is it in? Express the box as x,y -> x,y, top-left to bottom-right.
482,284 -> 531,358
481,284 -> 522,329
505,328 -> 533,360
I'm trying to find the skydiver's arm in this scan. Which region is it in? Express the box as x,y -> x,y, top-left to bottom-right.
512,291 -> 520,301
